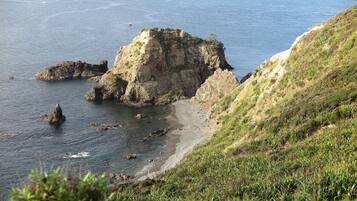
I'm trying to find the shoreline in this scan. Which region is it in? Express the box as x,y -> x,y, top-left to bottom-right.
136,99 -> 216,180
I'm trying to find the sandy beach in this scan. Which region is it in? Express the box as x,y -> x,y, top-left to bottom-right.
137,99 -> 216,180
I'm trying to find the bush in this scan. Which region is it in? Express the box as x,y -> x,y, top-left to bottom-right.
10,169 -> 114,201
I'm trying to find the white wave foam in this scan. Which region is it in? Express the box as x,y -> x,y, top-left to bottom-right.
63,151 -> 90,159
135,161 -> 155,177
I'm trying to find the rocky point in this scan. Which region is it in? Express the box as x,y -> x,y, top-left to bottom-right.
85,28 -> 232,106
35,60 -> 108,80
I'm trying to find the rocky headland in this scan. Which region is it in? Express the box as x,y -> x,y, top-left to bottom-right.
85,28 -> 232,105
35,60 -> 108,80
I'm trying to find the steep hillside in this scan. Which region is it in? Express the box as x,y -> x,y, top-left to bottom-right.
10,6 -> 357,201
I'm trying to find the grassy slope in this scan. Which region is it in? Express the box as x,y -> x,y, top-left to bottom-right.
11,6 -> 357,201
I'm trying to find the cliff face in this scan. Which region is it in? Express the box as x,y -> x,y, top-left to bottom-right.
35,60 -> 108,80
86,28 -> 232,105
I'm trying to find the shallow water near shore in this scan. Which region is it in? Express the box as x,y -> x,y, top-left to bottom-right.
0,0 -> 356,197
0,80 -> 175,196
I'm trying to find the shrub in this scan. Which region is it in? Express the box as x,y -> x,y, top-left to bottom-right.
10,169 -> 114,201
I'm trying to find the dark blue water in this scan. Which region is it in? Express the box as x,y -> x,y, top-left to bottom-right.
0,0 -> 356,197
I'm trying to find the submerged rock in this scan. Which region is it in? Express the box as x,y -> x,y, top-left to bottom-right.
135,114 -> 146,119
86,28 -> 232,106
149,128 -> 169,137
96,126 -> 108,132
35,60 -> 108,80
141,128 -> 169,142
41,104 -> 66,125
124,154 -> 137,160
90,122 -> 121,132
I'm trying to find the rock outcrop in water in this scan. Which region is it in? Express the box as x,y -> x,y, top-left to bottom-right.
85,28 -> 232,105
194,69 -> 239,108
35,60 -> 108,80
41,104 -> 66,125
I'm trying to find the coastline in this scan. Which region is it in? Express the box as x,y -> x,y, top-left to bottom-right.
136,99 -> 216,180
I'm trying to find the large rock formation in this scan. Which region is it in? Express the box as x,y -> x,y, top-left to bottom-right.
41,104 -> 66,125
85,28 -> 232,105
35,60 -> 108,80
193,69 -> 239,108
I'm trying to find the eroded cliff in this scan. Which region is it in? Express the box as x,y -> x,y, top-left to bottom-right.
86,28 -> 232,105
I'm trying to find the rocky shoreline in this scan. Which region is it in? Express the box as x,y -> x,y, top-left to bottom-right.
135,99 -> 216,180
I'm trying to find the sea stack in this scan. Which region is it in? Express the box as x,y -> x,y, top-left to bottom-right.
85,28 -> 232,106
41,104 -> 66,125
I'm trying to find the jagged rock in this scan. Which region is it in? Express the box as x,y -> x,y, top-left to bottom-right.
86,28 -> 232,106
35,60 -> 108,80
41,104 -> 66,125
194,69 -> 239,108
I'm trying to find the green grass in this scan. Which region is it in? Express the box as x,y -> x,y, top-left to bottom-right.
10,6 -> 357,201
